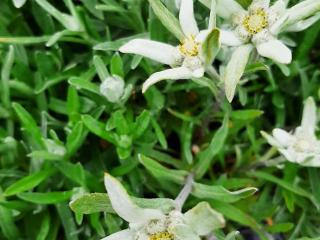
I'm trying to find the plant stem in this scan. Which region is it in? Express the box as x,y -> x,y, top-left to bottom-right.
174,173 -> 194,211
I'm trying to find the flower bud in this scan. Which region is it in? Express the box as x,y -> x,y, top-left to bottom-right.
99,75 -> 125,103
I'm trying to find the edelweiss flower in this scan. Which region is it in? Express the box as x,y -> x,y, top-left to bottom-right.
219,0 -> 320,64
120,0 -> 214,93
211,0 -> 320,102
262,97 -> 320,167
102,173 -> 225,240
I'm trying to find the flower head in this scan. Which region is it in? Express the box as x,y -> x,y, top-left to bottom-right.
119,0 -> 216,93
220,0 -> 320,63
215,0 -> 320,102
101,173 -> 225,240
262,97 -> 320,167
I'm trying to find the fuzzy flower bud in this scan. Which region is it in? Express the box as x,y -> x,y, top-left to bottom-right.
99,75 -> 125,103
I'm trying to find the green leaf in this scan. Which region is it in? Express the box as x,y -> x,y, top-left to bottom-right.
56,203 -> 79,240
249,171 -> 318,207
202,28 -> 220,66
110,53 -> 124,78
67,86 -> 80,123
55,161 -> 86,187
93,55 -> 110,81
4,169 -> 55,196
231,109 -> 264,120
82,115 -> 116,144
133,110 -> 151,139
36,213 -> 50,240
180,121 -> 193,164
138,154 -> 188,184
308,168 -> 320,204
28,150 -> 64,161
195,116 -> 229,179
12,102 -> 44,148
266,222 -> 294,233
68,77 -> 100,95
93,33 -> 148,52
0,206 -> 20,239
17,191 -> 74,204
69,193 -> 175,215
210,200 -> 264,234
151,118 -> 168,149
192,183 -> 257,203
244,62 -> 269,74
148,0 -> 185,41
66,122 -> 85,156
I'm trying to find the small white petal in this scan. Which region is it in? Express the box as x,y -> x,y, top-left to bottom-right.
285,14 -> 320,32
256,39 -> 292,64
301,97 -> 317,135
270,0 -> 286,15
286,0 -> 320,26
220,30 -> 244,47
184,202 -> 225,236
216,0 -> 245,19
104,173 -> 164,223
272,128 -> 294,147
224,44 -> 253,102
101,229 -> 134,240
179,0 -> 199,36
279,148 -> 297,163
192,67 -> 205,78
195,30 -> 211,43
142,67 -> 193,93
13,0 -> 27,8
268,0 -> 286,25
301,155 -> 320,167
261,131 -> 283,148
249,0 -> 270,11
119,39 -> 178,65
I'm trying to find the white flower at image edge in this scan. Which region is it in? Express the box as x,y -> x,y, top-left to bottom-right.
262,97 -> 320,167
101,173 -> 225,240
119,0 -> 211,93
219,0 -> 320,64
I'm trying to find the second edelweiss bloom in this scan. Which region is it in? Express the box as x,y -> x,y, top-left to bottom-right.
120,0 -> 213,93
219,0 -> 320,64
102,173 -> 225,240
262,97 -> 320,167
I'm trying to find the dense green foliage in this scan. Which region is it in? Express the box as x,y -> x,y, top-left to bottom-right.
0,0 -> 319,239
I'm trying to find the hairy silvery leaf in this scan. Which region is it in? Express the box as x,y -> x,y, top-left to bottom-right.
223,44 -> 253,102
69,193 -> 176,215
202,28 -> 220,66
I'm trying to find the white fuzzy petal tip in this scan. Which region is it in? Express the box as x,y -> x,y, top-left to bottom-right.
142,67 -> 193,93
104,173 -> 164,223
256,39 -> 292,64
119,39 -> 177,65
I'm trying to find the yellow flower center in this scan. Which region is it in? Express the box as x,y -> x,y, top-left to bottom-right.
242,8 -> 268,34
179,35 -> 200,57
149,232 -> 174,240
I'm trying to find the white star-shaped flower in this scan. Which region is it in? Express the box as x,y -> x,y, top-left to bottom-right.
209,0 -> 320,102
119,0 -> 217,93
219,0 -> 320,63
101,173 -> 225,240
262,97 -> 320,167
